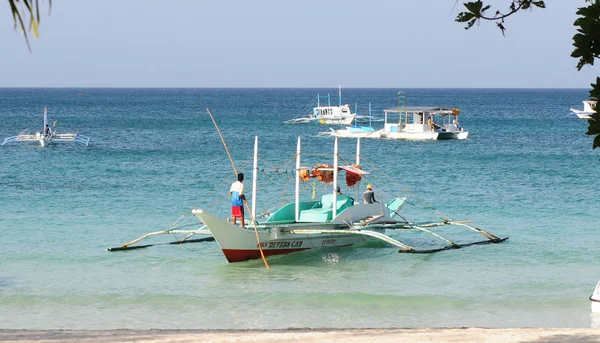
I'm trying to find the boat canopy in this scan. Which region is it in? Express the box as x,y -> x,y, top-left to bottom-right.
384,106 -> 460,114
299,163 -> 369,187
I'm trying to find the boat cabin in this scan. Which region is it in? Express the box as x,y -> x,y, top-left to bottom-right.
381,106 -> 466,140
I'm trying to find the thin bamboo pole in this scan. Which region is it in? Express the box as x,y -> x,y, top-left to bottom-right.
206,108 -> 270,270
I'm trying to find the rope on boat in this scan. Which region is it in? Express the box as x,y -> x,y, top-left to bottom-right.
206,108 -> 270,270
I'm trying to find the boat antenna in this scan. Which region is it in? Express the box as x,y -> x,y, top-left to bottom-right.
205,108 -> 270,270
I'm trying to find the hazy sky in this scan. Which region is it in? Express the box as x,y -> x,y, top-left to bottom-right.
2,0 -> 598,88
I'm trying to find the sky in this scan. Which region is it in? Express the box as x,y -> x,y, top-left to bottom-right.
1,0 -> 598,88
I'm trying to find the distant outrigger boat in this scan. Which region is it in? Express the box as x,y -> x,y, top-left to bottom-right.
570,100 -> 596,119
322,103 -> 383,139
285,86 -> 356,125
380,92 -> 468,140
2,107 -> 90,147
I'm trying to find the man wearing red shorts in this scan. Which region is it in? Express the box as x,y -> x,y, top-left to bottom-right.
229,172 -> 245,228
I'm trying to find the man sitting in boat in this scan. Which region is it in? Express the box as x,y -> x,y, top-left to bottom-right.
229,173 -> 246,229
362,184 -> 377,204
44,124 -> 51,137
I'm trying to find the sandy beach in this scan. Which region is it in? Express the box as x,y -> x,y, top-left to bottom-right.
1,328 -> 600,343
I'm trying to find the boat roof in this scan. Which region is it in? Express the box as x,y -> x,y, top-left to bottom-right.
384,106 -> 456,113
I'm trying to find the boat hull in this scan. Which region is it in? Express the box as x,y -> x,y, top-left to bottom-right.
437,130 -> 469,140
318,116 -> 355,125
380,131 -> 439,140
572,110 -> 592,119
329,129 -> 382,139
192,209 -> 380,262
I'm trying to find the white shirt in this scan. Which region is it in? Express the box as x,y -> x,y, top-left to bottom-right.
230,181 -> 244,195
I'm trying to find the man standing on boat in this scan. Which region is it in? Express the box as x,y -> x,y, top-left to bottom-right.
229,173 -> 246,228
362,184 -> 377,204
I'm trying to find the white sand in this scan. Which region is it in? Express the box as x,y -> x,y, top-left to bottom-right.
1,328 -> 600,343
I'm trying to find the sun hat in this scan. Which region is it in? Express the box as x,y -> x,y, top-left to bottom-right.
367,184 -> 372,190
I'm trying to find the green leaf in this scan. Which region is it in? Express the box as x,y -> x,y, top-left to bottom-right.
456,12 -> 476,23
464,1 -> 484,15
592,132 -> 600,149
532,1 -> 546,8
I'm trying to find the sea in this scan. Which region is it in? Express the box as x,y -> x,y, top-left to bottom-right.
0,88 -> 598,330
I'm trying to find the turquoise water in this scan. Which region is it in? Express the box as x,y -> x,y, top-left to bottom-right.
1,88 -> 599,329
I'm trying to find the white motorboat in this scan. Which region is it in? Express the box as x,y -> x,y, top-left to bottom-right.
2,107 -> 90,147
571,100 -> 596,119
380,92 -> 468,141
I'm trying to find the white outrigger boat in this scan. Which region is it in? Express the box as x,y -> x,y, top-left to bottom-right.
2,107 -> 90,147
285,87 -> 356,125
380,92 -> 468,141
322,103 -> 383,139
570,100 -> 596,119
109,135 -> 506,264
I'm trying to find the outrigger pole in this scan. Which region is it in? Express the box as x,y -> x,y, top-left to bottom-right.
252,136 -> 258,221
107,224 -> 214,251
355,138 -> 361,201
295,137 -> 301,222
332,137 -> 338,218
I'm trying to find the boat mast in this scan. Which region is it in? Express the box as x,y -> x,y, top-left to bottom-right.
252,136 -> 258,221
338,85 -> 342,106
356,138 -> 361,201
43,107 -> 48,133
332,137 -> 339,218
295,136 -> 301,222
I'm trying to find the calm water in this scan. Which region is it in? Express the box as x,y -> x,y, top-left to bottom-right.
0,88 -> 599,329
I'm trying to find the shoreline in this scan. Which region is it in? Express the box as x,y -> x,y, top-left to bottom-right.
2,328 -> 600,343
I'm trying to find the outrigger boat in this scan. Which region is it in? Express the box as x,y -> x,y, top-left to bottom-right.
570,100 -> 596,119
285,86 -> 356,125
322,103 -> 383,139
380,92 -> 468,140
109,135 -> 507,264
2,107 -> 90,147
